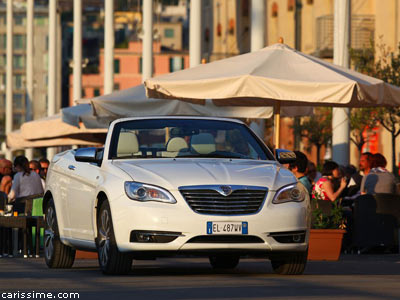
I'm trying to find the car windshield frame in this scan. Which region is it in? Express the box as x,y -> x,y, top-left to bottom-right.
108,118 -> 275,161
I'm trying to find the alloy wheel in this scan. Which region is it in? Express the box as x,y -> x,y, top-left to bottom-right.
44,206 -> 56,260
98,209 -> 111,267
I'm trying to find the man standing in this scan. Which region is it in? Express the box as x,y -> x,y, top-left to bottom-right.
39,158 -> 50,179
289,151 -> 312,194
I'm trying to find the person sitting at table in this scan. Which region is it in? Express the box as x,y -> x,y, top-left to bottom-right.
360,153 -> 399,195
8,156 -> 44,205
289,151 -> 312,194
312,160 -> 347,202
0,159 -> 13,195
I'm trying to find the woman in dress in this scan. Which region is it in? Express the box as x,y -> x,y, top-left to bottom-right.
312,161 -> 347,202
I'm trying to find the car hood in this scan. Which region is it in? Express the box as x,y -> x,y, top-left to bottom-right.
112,159 -> 296,191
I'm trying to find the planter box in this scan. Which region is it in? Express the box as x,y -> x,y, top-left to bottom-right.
76,250 -> 98,259
308,229 -> 346,261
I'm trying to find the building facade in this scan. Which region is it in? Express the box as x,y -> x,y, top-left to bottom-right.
0,3 -> 62,138
69,40 -> 188,105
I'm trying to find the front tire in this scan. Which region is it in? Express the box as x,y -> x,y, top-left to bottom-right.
44,199 -> 75,268
96,200 -> 132,275
270,250 -> 308,275
209,254 -> 240,269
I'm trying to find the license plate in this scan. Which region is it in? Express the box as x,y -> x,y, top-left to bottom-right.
207,221 -> 248,235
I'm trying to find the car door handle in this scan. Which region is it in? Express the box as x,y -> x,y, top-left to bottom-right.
68,165 -> 76,171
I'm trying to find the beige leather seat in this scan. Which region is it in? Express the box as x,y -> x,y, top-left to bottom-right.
190,133 -> 216,154
117,131 -> 141,157
162,137 -> 188,157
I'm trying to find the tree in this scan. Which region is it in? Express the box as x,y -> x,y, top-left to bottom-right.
374,44 -> 400,174
292,108 -> 332,166
349,108 -> 379,157
350,41 -> 400,173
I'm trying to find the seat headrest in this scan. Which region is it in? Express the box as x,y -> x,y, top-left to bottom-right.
117,132 -> 139,156
167,137 -> 188,152
191,133 -> 216,154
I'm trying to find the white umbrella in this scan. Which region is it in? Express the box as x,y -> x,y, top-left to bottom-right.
68,84 -> 312,129
7,130 -> 104,149
6,114 -> 107,150
20,113 -> 107,140
144,43 -> 400,146
62,104 -> 112,129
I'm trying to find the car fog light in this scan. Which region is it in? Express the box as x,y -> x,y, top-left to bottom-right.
292,234 -> 302,242
130,230 -> 182,243
137,233 -> 153,242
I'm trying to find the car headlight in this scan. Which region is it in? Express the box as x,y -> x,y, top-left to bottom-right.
124,182 -> 177,204
272,183 -> 306,204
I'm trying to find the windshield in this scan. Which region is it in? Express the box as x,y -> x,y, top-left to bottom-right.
109,119 -> 274,160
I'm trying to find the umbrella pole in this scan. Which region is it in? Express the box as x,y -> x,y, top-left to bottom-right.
274,102 -> 281,149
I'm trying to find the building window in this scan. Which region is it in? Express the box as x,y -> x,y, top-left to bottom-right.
287,0 -> 295,11
307,0 -> 314,4
204,28 -> 210,42
217,23 -> 222,36
169,56 -> 184,73
114,83 -> 120,91
94,88 -> 100,97
272,3 -> 279,17
242,0 -> 249,17
13,93 -> 24,109
34,15 -> 47,26
164,28 -> 175,38
0,55 -> 5,67
13,55 -> 26,69
114,59 -> 120,74
228,19 -> 235,35
0,15 -> 5,25
0,34 -> 6,49
0,94 -> 4,110
13,75 -> 25,90
13,113 -> 24,129
139,57 -> 155,74
14,15 -> 26,26
14,35 -> 26,50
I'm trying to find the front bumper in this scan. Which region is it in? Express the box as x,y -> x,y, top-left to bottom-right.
110,190 -> 310,255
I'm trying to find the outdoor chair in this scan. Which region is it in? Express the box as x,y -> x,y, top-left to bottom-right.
352,194 -> 398,253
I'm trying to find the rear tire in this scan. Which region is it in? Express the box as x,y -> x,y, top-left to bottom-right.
96,200 -> 132,275
270,250 -> 308,275
44,199 -> 75,268
209,254 -> 240,269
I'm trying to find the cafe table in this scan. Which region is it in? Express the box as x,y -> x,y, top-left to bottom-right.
0,215 -> 45,258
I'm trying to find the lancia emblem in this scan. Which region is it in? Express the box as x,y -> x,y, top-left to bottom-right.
218,185 -> 233,196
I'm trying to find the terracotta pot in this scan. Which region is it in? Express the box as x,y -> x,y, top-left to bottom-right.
308,229 -> 346,261
75,250 -> 98,259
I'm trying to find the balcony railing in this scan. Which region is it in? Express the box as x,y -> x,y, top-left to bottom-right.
316,15 -> 375,58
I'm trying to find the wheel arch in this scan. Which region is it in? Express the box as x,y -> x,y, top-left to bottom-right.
42,190 -> 53,213
94,191 -> 109,239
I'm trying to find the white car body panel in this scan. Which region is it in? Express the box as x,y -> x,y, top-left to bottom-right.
45,116 -> 310,255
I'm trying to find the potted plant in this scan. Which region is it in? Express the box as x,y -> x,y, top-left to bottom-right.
308,193 -> 346,261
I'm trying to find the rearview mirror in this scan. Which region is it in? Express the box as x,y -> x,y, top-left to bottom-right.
275,149 -> 296,164
75,147 -> 102,164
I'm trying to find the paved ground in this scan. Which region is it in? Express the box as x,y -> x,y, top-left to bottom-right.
0,254 -> 399,300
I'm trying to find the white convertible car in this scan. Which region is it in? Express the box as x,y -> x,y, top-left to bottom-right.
43,116 -> 310,275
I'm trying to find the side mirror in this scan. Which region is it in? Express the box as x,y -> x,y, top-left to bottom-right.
75,147 -> 101,164
275,149 -> 296,164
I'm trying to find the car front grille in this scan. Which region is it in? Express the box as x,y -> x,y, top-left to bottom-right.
179,185 -> 267,215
